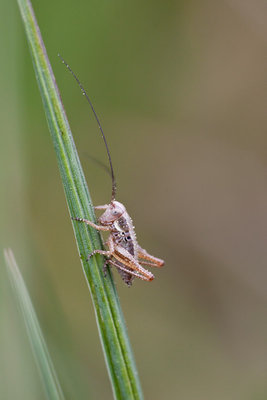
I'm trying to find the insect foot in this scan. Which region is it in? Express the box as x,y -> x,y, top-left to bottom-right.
103,258 -> 110,277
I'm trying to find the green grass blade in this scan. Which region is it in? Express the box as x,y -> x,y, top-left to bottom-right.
16,1 -> 144,399
4,249 -> 65,400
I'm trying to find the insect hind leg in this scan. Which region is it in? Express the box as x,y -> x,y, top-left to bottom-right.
107,258 -> 154,282
137,245 -> 164,267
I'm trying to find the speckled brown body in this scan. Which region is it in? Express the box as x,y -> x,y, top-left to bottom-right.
75,202 -> 164,285
111,214 -> 138,285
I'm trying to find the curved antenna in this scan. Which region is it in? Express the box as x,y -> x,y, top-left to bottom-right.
58,54 -> 116,201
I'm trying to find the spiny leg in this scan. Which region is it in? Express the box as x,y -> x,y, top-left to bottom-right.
72,217 -> 111,231
112,245 -> 154,281
87,249 -> 111,262
94,205 -> 109,210
137,245 -> 164,267
107,258 -> 154,282
138,260 -> 164,268
86,235 -> 114,261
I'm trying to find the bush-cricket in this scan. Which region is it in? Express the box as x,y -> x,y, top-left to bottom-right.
59,55 -> 164,286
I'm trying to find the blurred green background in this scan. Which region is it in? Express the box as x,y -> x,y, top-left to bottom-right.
1,0 -> 267,399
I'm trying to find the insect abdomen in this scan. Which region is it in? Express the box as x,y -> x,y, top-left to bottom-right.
113,216 -> 137,257
112,215 -> 138,286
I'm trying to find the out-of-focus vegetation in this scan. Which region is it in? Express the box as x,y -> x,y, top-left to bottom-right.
4,249 -> 65,400
1,1 -> 266,399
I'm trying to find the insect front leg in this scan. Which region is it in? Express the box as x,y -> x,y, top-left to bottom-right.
137,245 -> 165,268
72,217 -> 111,231
94,205 -> 109,210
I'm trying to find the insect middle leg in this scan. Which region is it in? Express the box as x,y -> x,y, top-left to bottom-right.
86,235 -> 114,261
72,217 -> 111,231
73,217 -> 114,260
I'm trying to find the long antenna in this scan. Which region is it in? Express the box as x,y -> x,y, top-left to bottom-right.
58,54 -> 116,201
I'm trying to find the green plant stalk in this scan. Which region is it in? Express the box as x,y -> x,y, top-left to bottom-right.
17,1 -> 144,399
4,249 -> 65,400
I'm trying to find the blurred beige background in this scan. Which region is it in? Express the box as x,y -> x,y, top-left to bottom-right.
1,0 -> 267,399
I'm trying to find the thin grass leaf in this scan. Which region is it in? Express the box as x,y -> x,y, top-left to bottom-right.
4,249 -> 65,400
16,1 -> 144,399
